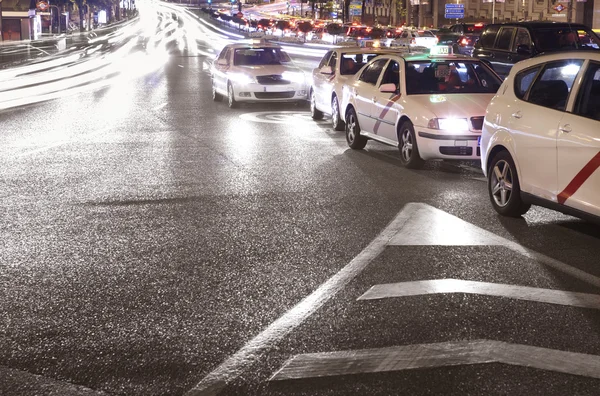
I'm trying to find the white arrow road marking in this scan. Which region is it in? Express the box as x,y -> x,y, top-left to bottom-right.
184,207 -> 417,396
358,279 -> 600,309
270,339 -> 600,381
391,203 -> 600,288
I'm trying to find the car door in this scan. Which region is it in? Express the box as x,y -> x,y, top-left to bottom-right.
372,59 -> 402,142
490,26 -> 516,78
213,47 -> 231,95
556,61 -> 600,217
351,58 -> 388,133
312,50 -> 334,111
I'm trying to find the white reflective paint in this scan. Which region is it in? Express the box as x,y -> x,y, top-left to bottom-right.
270,339 -> 600,381
359,279 -> 600,309
239,111 -> 328,125
391,203 -> 600,288
185,207 -> 418,396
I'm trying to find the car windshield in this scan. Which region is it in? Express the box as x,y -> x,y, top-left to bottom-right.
405,60 -> 502,94
233,47 -> 292,66
532,27 -> 600,51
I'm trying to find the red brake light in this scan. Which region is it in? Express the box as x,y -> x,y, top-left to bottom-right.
460,37 -> 469,46
474,22 -> 484,27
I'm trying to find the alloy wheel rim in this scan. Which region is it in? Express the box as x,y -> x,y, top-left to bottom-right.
332,98 -> 339,127
311,92 -> 316,115
401,129 -> 412,161
347,114 -> 356,142
491,159 -> 513,207
228,85 -> 234,106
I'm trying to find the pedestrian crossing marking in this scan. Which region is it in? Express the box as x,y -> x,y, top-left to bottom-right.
358,279 -> 600,309
270,339 -> 600,381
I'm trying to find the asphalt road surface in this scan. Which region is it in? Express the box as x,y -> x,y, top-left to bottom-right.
1,3 -> 600,396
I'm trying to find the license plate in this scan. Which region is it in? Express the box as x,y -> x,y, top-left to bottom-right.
477,136 -> 482,147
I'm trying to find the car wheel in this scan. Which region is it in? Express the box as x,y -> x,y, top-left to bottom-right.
331,96 -> 345,131
212,80 -> 222,102
488,150 -> 531,217
345,107 -> 367,149
227,82 -> 238,109
398,121 -> 424,169
310,90 -> 324,120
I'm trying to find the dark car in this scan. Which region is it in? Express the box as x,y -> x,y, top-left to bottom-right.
435,23 -> 485,56
472,21 -> 600,78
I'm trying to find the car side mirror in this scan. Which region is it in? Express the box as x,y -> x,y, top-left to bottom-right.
320,65 -> 333,75
217,59 -> 229,66
516,44 -> 531,55
379,83 -> 398,93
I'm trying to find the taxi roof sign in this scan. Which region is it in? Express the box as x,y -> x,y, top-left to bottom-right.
429,45 -> 453,56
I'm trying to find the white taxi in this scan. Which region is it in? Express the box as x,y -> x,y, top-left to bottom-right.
481,52 -> 600,224
311,47 -> 403,130
211,40 -> 308,108
340,46 -> 503,168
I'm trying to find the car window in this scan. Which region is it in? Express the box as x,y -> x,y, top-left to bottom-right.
495,27 -> 515,51
573,62 -> 600,121
328,52 -> 338,69
318,51 -> 333,69
514,66 -> 540,99
478,25 -> 499,48
532,27 -> 600,51
512,28 -> 532,51
526,60 -> 583,111
380,60 -> 400,91
217,47 -> 230,63
405,60 -> 502,94
233,47 -> 291,66
358,58 -> 388,85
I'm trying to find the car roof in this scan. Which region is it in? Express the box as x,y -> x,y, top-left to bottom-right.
224,41 -> 282,50
485,21 -> 590,29
331,47 -> 404,53
513,50 -> 600,70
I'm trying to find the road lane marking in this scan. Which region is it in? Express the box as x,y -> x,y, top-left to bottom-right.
390,203 -> 600,288
270,339 -> 600,381
358,279 -> 600,309
184,208 -> 417,396
186,203 -> 600,395
239,111 -> 327,125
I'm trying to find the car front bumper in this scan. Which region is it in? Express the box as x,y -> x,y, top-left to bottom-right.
232,82 -> 308,102
416,129 -> 482,160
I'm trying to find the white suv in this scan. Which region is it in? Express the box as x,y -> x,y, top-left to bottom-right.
481,52 -> 600,224
211,41 -> 308,108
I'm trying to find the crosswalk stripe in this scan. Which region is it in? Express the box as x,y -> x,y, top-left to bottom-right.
358,279 -> 600,309
270,339 -> 600,381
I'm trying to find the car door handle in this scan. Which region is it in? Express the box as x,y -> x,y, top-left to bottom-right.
511,111 -> 522,119
559,124 -> 572,133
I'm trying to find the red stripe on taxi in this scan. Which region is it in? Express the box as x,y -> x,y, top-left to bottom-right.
557,151 -> 600,204
373,93 -> 402,134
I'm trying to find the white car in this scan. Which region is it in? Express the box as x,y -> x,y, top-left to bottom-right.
310,47 -> 402,130
340,48 -> 503,168
211,41 -> 308,108
481,52 -> 600,224
390,30 -> 439,49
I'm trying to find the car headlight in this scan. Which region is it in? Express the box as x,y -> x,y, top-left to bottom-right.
427,118 -> 469,131
282,71 -> 306,84
228,73 -> 255,84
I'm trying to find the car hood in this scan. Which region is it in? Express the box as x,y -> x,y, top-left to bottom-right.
407,93 -> 494,124
236,64 -> 302,74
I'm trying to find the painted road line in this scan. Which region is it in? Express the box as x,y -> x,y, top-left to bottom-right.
557,151 -> 600,204
358,279 -> 600,309
270,339 -> 600,381
390,203 -> 600,289
184,207 -> 418,396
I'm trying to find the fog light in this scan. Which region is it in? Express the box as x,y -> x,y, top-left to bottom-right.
239,92 -> 251,97
298,90 -> 307,96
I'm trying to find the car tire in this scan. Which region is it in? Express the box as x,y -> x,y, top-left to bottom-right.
331,95 -> 345,131
345,107 -> 367,149
310,90 -> 324,120
227,82 -> 238,109
212,80 -> 222,102
398,120 -> 424,169
488,150 -> 531,217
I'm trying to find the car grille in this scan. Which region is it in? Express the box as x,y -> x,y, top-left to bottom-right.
439,146 -> 473,156
470,116 -> 484,131
254,91 -> 296,99
256,75 -> 291,85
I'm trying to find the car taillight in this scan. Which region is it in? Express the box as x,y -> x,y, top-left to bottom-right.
460,37 -> 469,46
